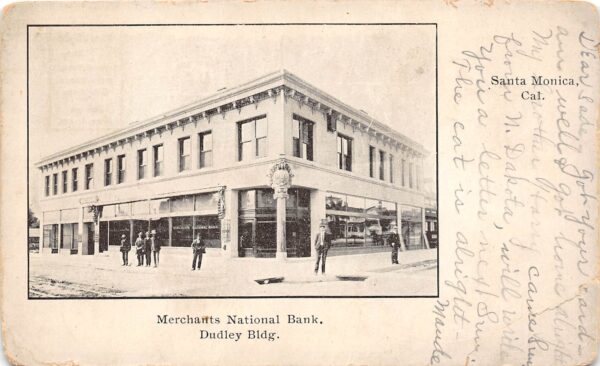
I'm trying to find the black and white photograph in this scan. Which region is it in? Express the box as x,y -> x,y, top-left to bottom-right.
28,24 -> 438,298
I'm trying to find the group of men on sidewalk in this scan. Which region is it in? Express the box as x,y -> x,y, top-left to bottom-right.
119,231 -> 161,267
118,232 -> 206,270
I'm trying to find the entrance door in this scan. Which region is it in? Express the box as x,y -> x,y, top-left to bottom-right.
286,217 -> 311,258
86,223 -> 95,255
255,222 -> 276,258
238,220 -> 254,257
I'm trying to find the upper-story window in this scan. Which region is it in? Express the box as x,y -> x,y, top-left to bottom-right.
117,155 -> 126,184
85,163 -> 93,190
292,115 -> 313,161
369,146 -> 375,178
72,168 -> 78,192
389,154 -> 394,184
379,150 -> 385,181
337,134 -> 352,172
409,161 -> 414,189
104,158 -> 113,186
401,159 -> 406,187
179,137 -> 191,172
62,170 -> 68,193
137,149 -> 147,180
52,173 -> 58,195
199,131 -> 212,168
44,175 -> 50,197
238,115 -> 267,161
153,144 -> 163,177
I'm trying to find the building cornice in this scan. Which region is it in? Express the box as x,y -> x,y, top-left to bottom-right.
36,69 -> 427,171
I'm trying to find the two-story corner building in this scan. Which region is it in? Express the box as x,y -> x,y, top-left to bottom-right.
35,70 -> 431,260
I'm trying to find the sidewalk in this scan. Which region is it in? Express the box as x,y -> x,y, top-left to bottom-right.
29,249 -> 437,297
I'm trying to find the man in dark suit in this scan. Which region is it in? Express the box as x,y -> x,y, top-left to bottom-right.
314,220 -> 331,275
144,231 -> 152,267
151,231 -> 161,268
389,226 -> 401,264
191,233 -> 205,271
119,234 -> 130,266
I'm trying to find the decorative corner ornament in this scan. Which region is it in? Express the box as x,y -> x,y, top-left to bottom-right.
88,205 -> 103,224
268,157 -> 293,199
214,185 -> 227,220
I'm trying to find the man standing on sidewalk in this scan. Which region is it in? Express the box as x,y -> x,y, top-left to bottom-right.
191,233 -> 205,271
314,220 -> 331,275
144,231 -> 152,267
389,225 -> 401,264
135,232 -> 144,266
119,234 -> 130,266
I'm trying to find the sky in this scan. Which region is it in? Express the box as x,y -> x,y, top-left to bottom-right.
28,24 -> 436,214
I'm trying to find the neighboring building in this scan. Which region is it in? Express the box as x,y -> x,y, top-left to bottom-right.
423,177 -> 438,249
28,227 -> 40,252
35,70 -> 430,259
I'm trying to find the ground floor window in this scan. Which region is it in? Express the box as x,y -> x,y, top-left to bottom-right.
98,215 -> 221,249
43,224 -> 58,249
401,206 -> 423,250
325,193 -> 398,249
60,223 -> 79,250
172,215 -> 221,248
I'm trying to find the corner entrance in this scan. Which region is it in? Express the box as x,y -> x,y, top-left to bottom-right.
238,188 -> 311,258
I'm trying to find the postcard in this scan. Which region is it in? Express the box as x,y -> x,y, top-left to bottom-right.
0,1 -> 598,365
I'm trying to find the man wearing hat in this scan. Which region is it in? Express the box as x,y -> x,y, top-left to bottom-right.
119,234 -> 131,266
388,225 -> 401,264
144,231 -> 152,267
314,219 -> 332,275
135,232 -> 145,266
151,230 -> 161,268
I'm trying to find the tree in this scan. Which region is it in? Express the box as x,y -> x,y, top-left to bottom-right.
28,207 -> 39,228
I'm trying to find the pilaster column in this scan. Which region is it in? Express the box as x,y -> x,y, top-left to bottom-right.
273,189 -> 288,260
38,214 -> 45,255
269,156 -> 293,261
215,186 -> 236,258
89,205 -> 102,255
77,207 -> 84,255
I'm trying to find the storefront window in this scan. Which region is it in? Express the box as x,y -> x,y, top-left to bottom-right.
194,216 -> 221,248
108,220 -> 130,246
150,218 -> 169,248
327,214 -> 348,247
401,206 -> 423,250
61,223 -> 72,249
43,224 -> 58,249
326,193 -> 346,211
172,216 -> 193,247
326,192 -> 398,249
346,195 -> 365,214
298,189 -> 310,208
239,190 -> 256,210
256,189 -> 275,208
